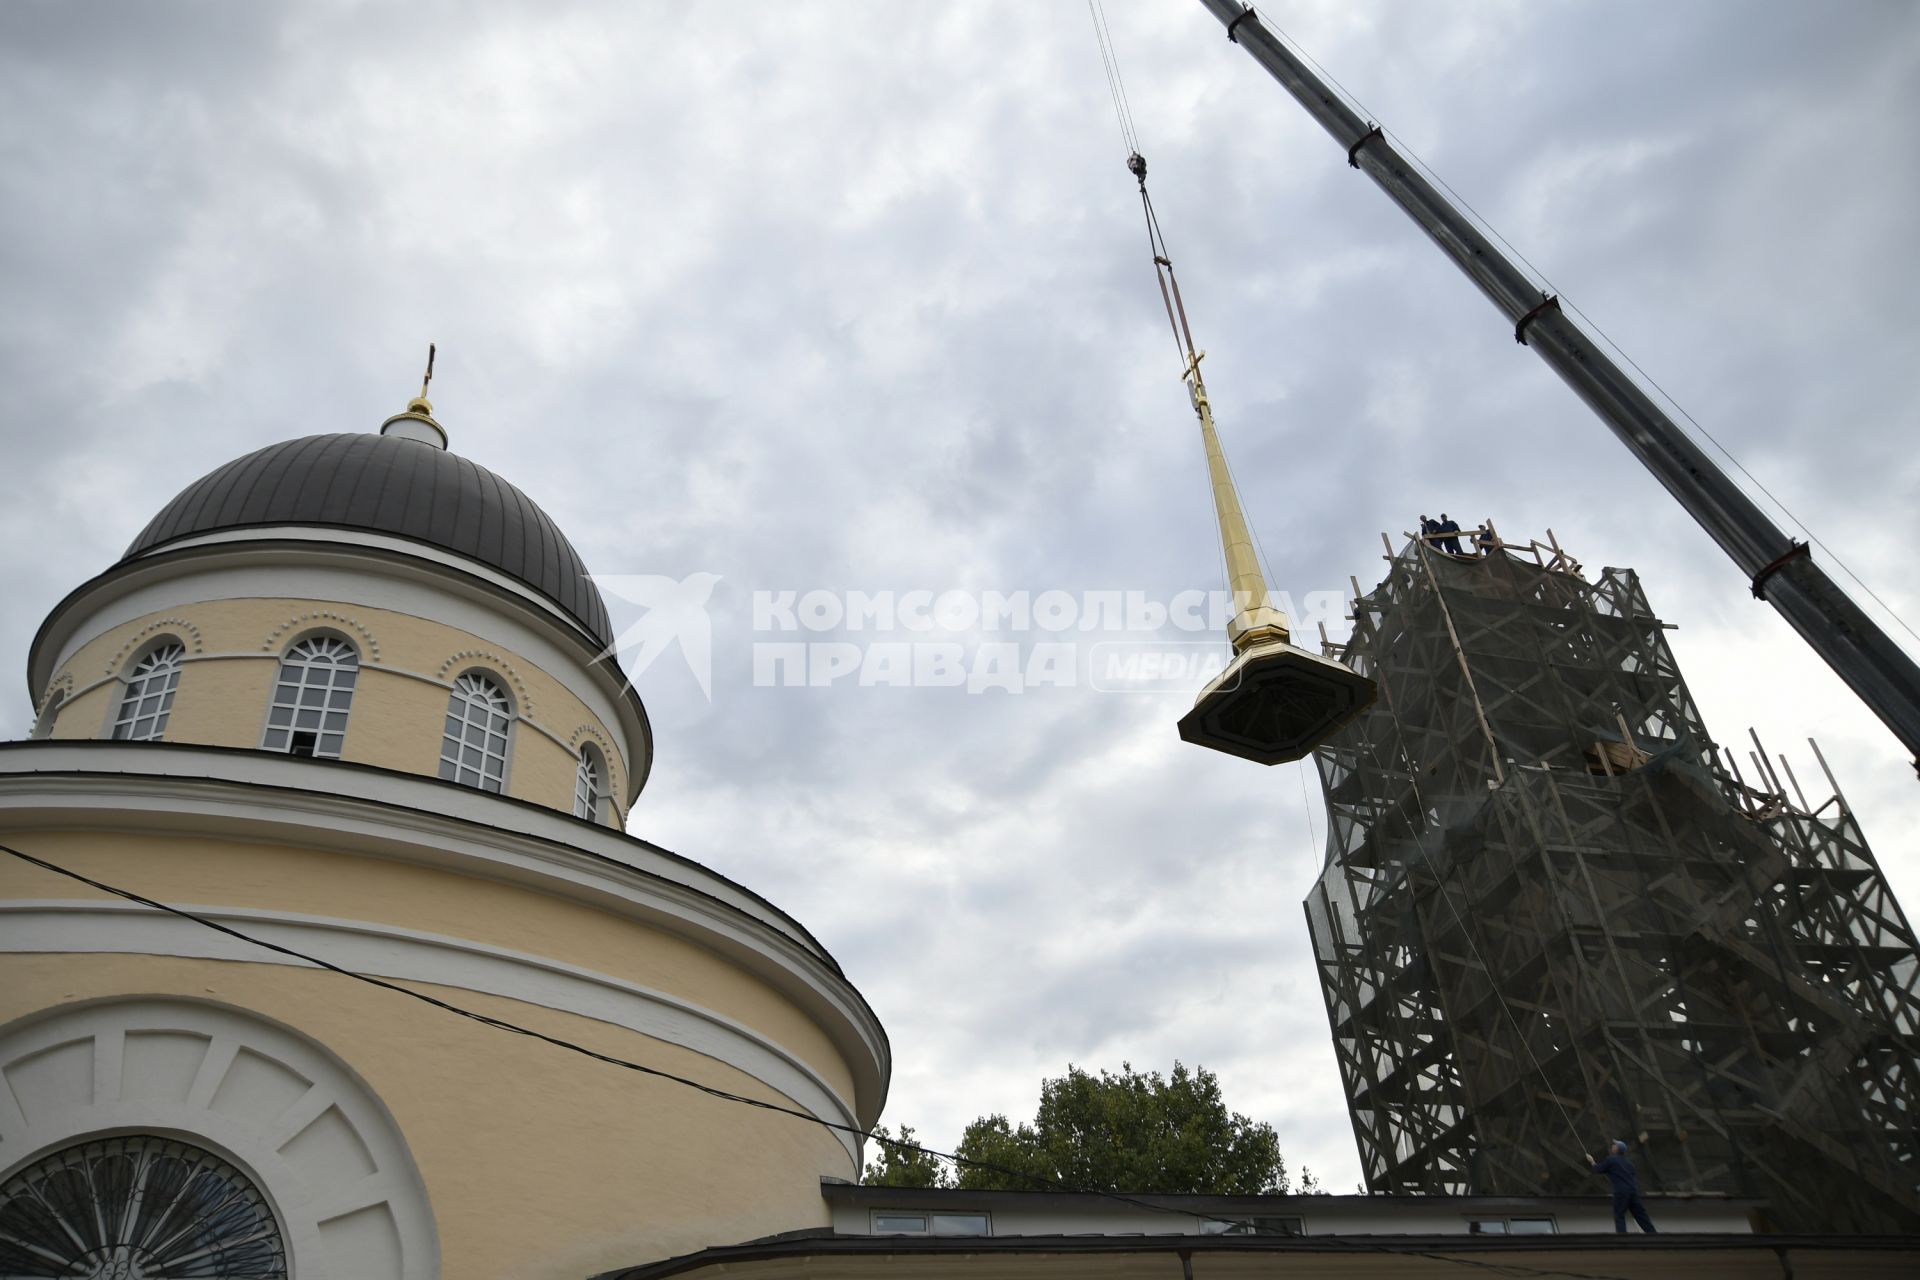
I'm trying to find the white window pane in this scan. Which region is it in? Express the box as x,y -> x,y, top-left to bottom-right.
115,643 -> 186,741
265,639 -> 356,758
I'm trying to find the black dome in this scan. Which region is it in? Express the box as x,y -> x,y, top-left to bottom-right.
123,433 -> 614,647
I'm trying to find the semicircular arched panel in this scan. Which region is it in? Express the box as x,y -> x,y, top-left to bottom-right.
0,997 -> 439,1280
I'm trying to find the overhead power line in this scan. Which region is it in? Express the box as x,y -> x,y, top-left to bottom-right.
0,838 -> 1630,1280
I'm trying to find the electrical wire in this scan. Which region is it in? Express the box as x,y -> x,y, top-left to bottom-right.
1252,10 -> 1919,651
0,838 -> 1632,1280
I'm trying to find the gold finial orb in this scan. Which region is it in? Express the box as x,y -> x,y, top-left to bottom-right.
380,380 -> 448,450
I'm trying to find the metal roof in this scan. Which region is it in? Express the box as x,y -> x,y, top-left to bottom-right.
123,433 -> 613,647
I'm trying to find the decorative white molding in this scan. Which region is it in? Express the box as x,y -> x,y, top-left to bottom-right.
0,742 -> 891,1127
0,997 -> 440,1280
36,672 -> 73,718
435,650 -> 533,719
265,611 -> 382,663
568,723 -> 626,822
103,618 -> 204,675
0,900 -> 862,1165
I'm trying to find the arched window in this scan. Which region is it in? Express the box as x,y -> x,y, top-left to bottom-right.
263,635 -> 358,758
574,745 -> 605,821
112,642 -> 185,741
0,1134 -> 288,1278
440,672 -> 511,792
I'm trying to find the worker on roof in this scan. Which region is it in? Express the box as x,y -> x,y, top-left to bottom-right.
1587,1140 -> 1657,1234
1437,513 -> 1463,555
1420,514 -> 1438,545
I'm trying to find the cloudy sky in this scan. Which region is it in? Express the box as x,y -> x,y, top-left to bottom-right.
4,1 -> 1917,1192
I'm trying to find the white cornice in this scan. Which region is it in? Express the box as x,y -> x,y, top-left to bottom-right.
0,900 -> 864,1166
0,741 -> 889,1126
29,532 -> 653,802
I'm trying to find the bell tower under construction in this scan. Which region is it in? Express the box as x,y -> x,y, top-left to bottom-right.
1305,532 -> 1920,1232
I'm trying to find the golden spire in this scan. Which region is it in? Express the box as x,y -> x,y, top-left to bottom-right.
1126,151 -> 1375,765
1183,349 -> 1289,652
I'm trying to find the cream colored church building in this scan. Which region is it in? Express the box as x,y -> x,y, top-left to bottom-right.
0,397 -> 889,1278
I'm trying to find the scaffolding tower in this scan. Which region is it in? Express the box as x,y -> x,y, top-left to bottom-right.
1305,532 -> 1920,1232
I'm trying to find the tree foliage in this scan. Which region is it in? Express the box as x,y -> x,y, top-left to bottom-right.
948,1061 -> 1294,1194
861,1124 -> 951,1188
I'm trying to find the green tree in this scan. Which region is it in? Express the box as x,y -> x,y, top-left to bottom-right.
950,1061 -> 1295,1194
861,1124 -> 951,1188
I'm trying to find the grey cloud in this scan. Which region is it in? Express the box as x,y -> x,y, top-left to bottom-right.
5,0 -> 1918,1191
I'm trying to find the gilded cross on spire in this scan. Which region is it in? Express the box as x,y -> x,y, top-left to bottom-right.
381,344 -> 448,449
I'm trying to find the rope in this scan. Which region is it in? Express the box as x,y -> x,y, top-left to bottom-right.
1140,188 -> 1189,369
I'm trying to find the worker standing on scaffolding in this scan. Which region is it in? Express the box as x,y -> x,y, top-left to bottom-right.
1587,1140 -> 1658,1234
1437,513 -> 1463,555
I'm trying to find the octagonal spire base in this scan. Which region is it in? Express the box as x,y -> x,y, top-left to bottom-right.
1178,638 -> 1377,765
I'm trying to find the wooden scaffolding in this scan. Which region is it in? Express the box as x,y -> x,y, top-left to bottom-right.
1305,533 -> 1920,1231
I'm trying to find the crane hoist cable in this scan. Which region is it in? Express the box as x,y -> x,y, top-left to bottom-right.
1091,7 -> 1600,1176
1087,0 -> 1201,381
1087,0 -> 1140,155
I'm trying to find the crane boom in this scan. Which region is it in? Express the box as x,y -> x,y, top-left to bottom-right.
1196,0 -> 1920,775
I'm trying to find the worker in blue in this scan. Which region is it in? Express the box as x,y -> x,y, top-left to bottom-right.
1436,513 -> 1464,555
1420,514 -> 1439,545
1587,1140 -> 1657,1234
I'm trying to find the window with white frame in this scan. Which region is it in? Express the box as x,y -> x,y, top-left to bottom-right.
112,643 -> 185,741
1467,1215 -> 1555,1235
1212,1215 -> 1305,1236
439,672 -> 511,792
573,745 -> 605,821
870,1211 -> 990,1236
263,635 -> 358,758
